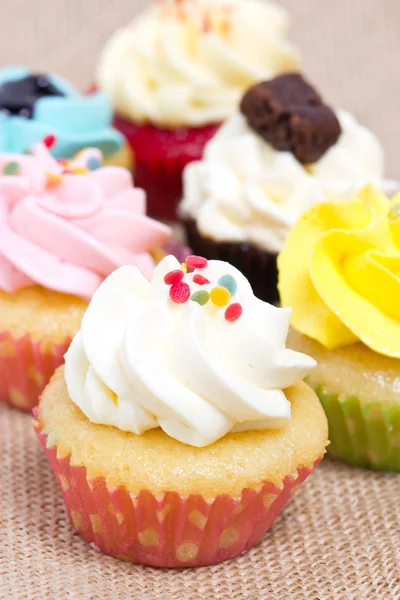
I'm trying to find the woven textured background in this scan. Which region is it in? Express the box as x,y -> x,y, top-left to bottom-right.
1,1 -> 400,598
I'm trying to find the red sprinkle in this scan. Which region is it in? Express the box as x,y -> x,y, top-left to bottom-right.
170,282 -> 190,304
193,274 -> 210,286
225,303 -> 243,322
185,255 -> 208,270
164,270 -> 184,286
43,134 -> 56,149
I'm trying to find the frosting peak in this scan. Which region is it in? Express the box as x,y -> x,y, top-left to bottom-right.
0,144 -> 171,298
278,186 -> 400,358
65,255 -> 316,447
97,0 -> 300,127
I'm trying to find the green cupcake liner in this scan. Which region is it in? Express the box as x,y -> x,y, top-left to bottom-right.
315,386 -> 400,471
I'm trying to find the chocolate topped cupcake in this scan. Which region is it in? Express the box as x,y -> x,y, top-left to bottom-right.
0,66 -> 129,167
180,73 -> 397,303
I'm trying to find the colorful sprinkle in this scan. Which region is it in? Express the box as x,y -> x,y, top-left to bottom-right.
210,286 -> 231,307
87,156 -> 102,171
225,303 -> 242,322
181,263 -> 188,274
46,172 -> 62,186
3,161 -> 20,176
71,167 -> 89,175
185,255 -> 208,270
389,203 -> 400,220
191,290 -> 210,306
164,270 -> 184,285
43,134 -> 56,149
218,274 -> 237,296
193,274 -> 210,286
170,282 -> 190,304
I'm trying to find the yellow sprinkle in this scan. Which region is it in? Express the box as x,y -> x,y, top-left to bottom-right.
181,263 -> 188,274
71,167 -> 89,175
210,286 -> 231,307
46,172 -> 62,185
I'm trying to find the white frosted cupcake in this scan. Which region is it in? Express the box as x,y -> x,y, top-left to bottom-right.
35,254 -> 328,567
180,74 -> 397,302
97,0 -> 300,219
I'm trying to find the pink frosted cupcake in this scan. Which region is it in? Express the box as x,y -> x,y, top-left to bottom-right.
35,254 -> 328,567
97,0 -> 300,220
0,142 -> 170,410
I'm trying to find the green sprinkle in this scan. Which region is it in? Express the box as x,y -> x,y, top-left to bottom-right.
3,161 -> 20,176
218,274 -> 237,296
191,290 -> 210,306
389,203 -> 400,220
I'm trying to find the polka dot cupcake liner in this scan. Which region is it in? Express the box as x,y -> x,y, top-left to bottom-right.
317,388 -> 400,472
0,331 -> 71,411
33,416 -> 322,568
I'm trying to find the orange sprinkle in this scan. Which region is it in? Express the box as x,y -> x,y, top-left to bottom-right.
46,172 -> 62,186
210,286 -> 231,307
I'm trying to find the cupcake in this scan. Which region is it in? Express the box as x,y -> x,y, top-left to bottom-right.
34,254 -> 328,567
278,185 -> 400,472
0,66 -> 132,168
0,143 -> 170,411
97,0 -> 300,220
180,74 -> 397,303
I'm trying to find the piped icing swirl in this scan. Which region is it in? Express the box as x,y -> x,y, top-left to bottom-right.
278,186 -> 400,358
180,109 -> 397,253
65,255 -> 316,447
0,66 -> 123,158
0,143 -> 171,299
97,0 -> 300,128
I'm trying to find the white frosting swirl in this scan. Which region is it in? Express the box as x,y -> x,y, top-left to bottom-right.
65,256 -> 315,447
97,0 -> 300,127
180,110 -> 397,253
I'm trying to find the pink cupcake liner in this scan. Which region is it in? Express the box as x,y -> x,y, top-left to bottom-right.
113,114 -> 220,221
34,416 -> 321,568
0,331 -> 71,411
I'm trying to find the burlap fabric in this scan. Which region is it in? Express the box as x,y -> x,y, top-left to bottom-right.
1,0 -> 400,598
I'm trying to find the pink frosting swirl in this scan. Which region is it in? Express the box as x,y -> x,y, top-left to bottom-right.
0,144 -> 171,299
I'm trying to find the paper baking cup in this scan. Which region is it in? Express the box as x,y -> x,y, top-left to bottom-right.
113,115 -> 220,221
183,218 -> 280,305
317,388 -> 400,472
34,417 -> 321,568
0,331 -> 71,411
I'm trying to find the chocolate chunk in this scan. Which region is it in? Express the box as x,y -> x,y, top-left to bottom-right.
0,74 -> 65,119
240,74 -> 341,164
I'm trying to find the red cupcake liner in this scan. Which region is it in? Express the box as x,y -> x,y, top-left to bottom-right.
0,331 -> 71,411
113,114 -> 220,221
34,416 -> 321,568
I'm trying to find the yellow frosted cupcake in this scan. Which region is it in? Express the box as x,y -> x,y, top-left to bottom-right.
0,142 -> 170,411
34,255 -> 328,567
278,185 -> 400,471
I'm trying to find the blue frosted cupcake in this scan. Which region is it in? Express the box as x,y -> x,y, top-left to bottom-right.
0,66 -> 131,168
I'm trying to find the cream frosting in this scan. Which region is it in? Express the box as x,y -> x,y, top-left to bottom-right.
0,144 -> 171,299
180,111 -> 397,253
97,0 -> 300,128
65,256 -> 316,447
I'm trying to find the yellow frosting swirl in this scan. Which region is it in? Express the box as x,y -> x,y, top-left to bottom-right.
278,185 -> 400,358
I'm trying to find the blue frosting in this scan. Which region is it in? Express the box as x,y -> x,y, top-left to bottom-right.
0,67 -> 123,158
